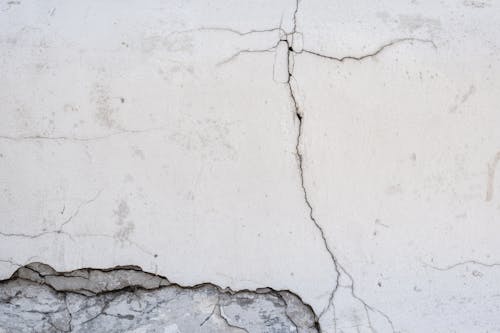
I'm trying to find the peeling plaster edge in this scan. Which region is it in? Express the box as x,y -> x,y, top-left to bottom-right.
0,262 -> 322,331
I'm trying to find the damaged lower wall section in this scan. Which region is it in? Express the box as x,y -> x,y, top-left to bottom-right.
0,263 -> 319,333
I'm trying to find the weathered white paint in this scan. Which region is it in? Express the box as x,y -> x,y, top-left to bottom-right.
1,0 -> 500,332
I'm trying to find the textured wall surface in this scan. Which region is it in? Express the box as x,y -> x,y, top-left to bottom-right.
1,0 -> 500,332
0,263 -> 318,332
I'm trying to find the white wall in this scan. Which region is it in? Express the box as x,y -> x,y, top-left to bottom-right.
1,0 -> 500,332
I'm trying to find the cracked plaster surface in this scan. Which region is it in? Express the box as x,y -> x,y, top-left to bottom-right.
1,0 -> 500,332
0,263 -> 318,333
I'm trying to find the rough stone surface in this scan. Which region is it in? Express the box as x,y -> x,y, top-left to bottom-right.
0,264 -> 318,333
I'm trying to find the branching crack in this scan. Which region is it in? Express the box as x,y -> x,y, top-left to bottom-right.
214,14 -> 436,68
0,2 -> 442,332
283,1 -> 399,332
0,188 -> 103,240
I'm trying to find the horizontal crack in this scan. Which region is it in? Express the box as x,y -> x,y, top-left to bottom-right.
172,26 -> 286,37
0,127 -> 165,142
425,259 -> 500,271
301,38 -> 437,62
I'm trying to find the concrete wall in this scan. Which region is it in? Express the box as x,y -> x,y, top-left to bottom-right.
1,0 -> 500,332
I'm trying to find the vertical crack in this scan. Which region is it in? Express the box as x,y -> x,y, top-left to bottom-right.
284,0 -> 339,326
284,0 -> 396,332
64,294 -> 73,332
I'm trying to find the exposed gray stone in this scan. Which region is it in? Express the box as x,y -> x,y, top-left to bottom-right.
0,264 -> 319,333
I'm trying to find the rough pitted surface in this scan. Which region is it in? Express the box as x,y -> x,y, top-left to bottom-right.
0,263 -> 319,333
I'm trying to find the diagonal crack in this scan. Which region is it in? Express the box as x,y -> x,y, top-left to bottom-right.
217,46 -> 280,66
218,303 -> 250,333
0,188 -> 103,240
199,299 -> 219,327
57,189 -> 103,231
